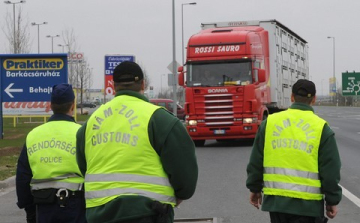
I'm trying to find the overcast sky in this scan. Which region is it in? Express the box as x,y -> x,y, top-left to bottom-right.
1,0 -> 359,96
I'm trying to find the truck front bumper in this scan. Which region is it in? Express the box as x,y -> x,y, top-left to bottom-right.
187,124 -> 258,140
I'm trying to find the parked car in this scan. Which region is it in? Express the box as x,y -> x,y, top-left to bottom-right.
76,108 -> 89,115
149,98 -> 185,120
77,102 -> 97,108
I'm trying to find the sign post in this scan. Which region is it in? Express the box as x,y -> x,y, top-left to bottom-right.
0,54 -> 68,139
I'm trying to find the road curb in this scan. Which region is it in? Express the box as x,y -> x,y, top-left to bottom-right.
0,176 -> 15,189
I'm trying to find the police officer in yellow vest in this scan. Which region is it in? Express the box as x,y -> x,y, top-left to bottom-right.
76,61 -> 198,223
246,79 -> 342,223
16,83 -> 87,223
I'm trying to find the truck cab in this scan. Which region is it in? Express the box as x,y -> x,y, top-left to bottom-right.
179,20 -> 308,146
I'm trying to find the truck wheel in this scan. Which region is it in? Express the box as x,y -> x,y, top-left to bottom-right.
263,113 -> 268,121
194,140 -> 205,147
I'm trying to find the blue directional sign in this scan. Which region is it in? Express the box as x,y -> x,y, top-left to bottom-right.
0,54 -> 68,102
0,54 -> 68,139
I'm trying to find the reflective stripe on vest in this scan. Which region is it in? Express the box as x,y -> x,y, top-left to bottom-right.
31,181 -> 83,191
84,95 -> 176,208
85,188 -> 176,204
31,173 -> 81,183
264,181 -> 321,194
26,121 -> 84,191
31,173 -> 83,190
85,173 -> 172,187
263,109 -> 326,200
264,167 -> 319,180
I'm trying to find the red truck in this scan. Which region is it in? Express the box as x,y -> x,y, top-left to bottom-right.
178,20 -> 309,146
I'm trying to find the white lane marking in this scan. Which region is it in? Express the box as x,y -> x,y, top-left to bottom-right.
330,126 -> 339,130
340,185 -> 360,208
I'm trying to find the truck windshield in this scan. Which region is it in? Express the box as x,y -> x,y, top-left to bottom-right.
186,61 -> 252,87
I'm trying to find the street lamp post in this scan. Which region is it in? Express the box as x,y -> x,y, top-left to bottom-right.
327,36 -> 336,105
181,2 -> 196,65
46,34 -> 60,53
4,0 -> 26,54
58,44 -> 69,53
31,21 -> 47,53
172,0 -> 177,117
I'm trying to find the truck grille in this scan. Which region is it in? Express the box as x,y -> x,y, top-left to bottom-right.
194,93 -> 243,126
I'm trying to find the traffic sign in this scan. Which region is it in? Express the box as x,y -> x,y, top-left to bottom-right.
0,54 -> 68,102
167,61 -> 181,73
104,55 -> 135,96
342,72 -> 360,96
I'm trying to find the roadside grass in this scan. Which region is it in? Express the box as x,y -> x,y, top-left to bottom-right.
0,115 -> 90,181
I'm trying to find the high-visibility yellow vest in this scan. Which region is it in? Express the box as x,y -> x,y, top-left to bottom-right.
26,121 -> 83,191
263,108 -> 326,200
84,95 -> 176,208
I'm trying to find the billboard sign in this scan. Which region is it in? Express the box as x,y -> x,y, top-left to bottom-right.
329,77 -> 336,96
2,101 -> 52,115
342,72 -> 360,96
0,53 -> 68,138
104,55 -> 135,96
1,54 -> 68,102
68,52 -> 84,63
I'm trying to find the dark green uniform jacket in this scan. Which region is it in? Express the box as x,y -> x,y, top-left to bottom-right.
76,90 -> 198,223
246,103 -> 342,217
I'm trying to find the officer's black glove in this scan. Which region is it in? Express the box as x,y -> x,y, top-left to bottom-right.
25,205 -> 36,223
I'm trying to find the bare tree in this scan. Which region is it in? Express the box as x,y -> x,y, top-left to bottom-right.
142,67 -> 151,91
137,61 -> 151,90
61,28 -> 79,86
75,60 -> 93,113
2,7 -> 31,53
60,28 -> 93,114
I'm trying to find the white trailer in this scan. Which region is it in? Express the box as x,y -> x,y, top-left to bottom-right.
201,20 -> 309,110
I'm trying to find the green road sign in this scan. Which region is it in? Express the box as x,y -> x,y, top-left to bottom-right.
342,72 -> 360,96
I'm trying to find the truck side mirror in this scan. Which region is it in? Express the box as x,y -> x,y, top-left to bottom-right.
257,69 -> 266,83
178,66 -> 185,86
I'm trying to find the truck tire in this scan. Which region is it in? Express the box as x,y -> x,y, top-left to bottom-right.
194,140 -> 205,147
262,113 -> 268,121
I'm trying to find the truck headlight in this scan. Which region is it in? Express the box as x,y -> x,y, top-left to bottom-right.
188,120 -> 197,126
243,118 -> 257,124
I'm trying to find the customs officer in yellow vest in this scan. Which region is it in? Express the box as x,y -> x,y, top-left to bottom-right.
76,61 -> 198,223
246,79 -> 342,223
16,83 -> 86,223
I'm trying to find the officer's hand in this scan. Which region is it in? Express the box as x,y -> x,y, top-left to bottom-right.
249,192 -> 262,209
326,204 -> 338,219
175,198 -> 183,207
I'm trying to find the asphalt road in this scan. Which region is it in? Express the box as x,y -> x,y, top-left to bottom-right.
1,106 -> 360,222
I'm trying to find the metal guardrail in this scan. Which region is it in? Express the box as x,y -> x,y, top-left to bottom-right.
174,218 -> 218,223
3,115 -> 50,127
